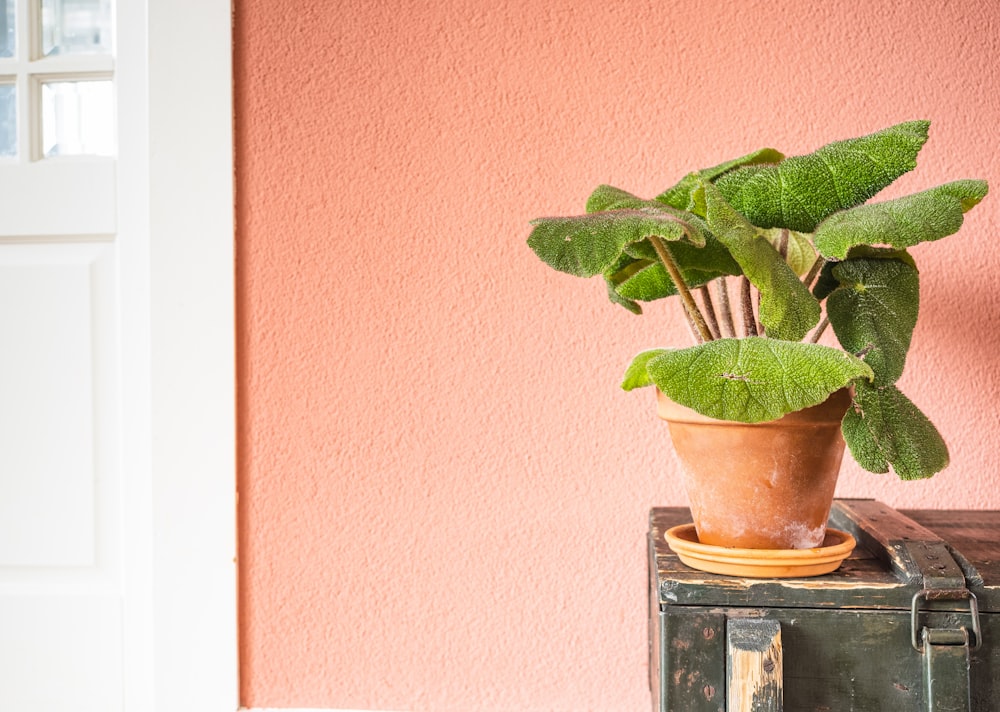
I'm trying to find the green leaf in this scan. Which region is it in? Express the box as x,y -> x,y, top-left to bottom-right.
812,247 -> 916,301
613,260 -> 714,302
826,258 -> 919,385
760,228 -> 817,276
622,237 -> 659,261
586,185 -> 657,213
667,234 -> 742,276
841,245 -> 918,267
813,180 -> 990,260
604,276 -> 643,314
527,206 -> 705,278
646,337 -> 874,423
612,236 -> 741,302
611,261 -> 676,301
600,231 -> 733,312
588,193 -> 737,298
600,252 -> 646,313
702,182 -> 821,341
715,120 -> 931,232
621,349 -> 668,390
842,382 -> 949,480
812,261 -> 839,301
656,147 -> 785,211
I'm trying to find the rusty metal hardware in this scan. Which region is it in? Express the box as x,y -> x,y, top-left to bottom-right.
910,588 -> 981,653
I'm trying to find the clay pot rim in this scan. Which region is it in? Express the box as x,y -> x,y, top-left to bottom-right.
656,387 -> 852,426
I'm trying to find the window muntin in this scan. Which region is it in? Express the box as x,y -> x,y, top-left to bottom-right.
0,0 -> 113,161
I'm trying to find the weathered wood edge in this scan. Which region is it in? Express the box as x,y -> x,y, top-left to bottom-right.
899,509 -> 989,590
650,501 -> 998,611
830,500 -> 971,589
650,505 -> 913,609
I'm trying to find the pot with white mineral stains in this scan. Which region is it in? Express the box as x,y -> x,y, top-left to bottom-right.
657,387 -> 851,550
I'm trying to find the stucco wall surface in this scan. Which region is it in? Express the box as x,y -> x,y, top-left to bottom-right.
235,0 -> 1000,709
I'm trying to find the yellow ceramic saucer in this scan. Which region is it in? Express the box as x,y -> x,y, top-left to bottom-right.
664,524 -> 856,578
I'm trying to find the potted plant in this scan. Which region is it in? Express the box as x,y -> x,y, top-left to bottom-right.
527,121 -> 988,562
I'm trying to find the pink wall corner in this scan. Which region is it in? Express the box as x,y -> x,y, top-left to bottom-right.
235,0 -> 1000,709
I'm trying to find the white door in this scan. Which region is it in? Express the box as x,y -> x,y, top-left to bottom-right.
0,1 -> 236,709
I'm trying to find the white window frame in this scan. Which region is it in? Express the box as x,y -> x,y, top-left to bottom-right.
0,0 -> 117,236
0,0 -> 115,162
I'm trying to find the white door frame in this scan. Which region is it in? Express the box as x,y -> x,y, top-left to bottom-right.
117,0 -> 238,708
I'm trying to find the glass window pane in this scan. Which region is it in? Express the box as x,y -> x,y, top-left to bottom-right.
0,84 -> 14,157
41,0 -> 112,56
42,80 -> 113,157
1,0 -> 14,58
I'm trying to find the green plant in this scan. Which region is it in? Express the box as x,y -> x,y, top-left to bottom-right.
527,121 -> 988,480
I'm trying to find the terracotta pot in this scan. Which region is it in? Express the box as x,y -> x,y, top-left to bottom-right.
657,388 -> 852,550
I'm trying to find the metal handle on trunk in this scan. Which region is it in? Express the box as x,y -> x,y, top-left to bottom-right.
912,589 -> 979,712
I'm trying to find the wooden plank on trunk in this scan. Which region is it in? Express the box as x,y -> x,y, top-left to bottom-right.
726,617 -> 782,711
656,608 -> 726,711
830,500 -> 945,583
650,506 -> 912,610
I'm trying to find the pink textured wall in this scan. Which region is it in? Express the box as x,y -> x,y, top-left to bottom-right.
235,1 -> 1000,709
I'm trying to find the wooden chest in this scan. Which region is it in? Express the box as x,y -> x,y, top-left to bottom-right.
648,500 -> 1000,711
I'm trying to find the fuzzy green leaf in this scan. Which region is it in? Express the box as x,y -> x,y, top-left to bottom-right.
715,121 -> 930,232
813,180 -> 989,260
604,277 -> 643,313
586,185 -> 661,213
612,236 -> 740,302
612,261 -> 718,302
702,182 -> 821,340
656,147 -> 785,211
826,258 -> 919,385
842,382 -> 949,480
612,262 -> 679,302
621,349 -> 668,390
646,337 -> 873,423
760,228 -> 817,276
601,252 -> 645,313
812,261 -> 839,301
527,206 -> 705,278
593,199 -> 738,298
812,247 -> 916,300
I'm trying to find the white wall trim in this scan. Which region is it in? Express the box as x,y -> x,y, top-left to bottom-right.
118,0 -> 238,709
148,0 -> 238,706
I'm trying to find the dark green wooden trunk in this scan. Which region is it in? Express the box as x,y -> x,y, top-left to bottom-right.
648,500 -> 1000,711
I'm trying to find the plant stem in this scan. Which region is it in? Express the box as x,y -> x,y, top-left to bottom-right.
650,235 -> 714,343
804,255 -> 829,345
698,285 -> 722,340
810,315 -> 830,343
715,278 -> 736,338
778,229 -> 790,259
682,306 -> 705,344
804,256 -> 825,289
740,277 -> 758,337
